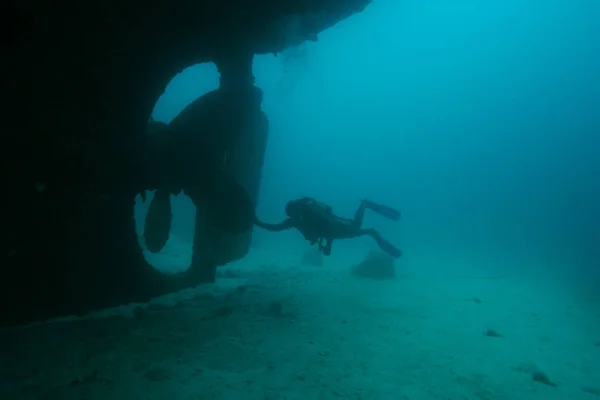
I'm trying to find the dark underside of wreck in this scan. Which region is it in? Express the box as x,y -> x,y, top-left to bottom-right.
1,1 -> 370,327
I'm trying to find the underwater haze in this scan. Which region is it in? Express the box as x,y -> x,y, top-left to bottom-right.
148,0 -> 600,284
127,1 -> 600,398
4,1 -> 600,400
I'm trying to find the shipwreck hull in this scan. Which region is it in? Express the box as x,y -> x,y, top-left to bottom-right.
207,110 -> 270,268
1,0 -> 370,327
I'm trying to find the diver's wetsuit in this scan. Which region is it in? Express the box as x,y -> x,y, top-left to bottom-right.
255,197 -> 402,258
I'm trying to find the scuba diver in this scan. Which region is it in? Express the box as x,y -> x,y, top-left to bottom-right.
255,198 -> 402,258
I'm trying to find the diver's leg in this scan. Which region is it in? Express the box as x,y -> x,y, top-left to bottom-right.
351,201 -> 368,229
363,199 -> 401,221
359,228 -> 402,258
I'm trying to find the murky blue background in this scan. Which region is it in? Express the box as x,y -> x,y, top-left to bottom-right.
143,0 -> 599,286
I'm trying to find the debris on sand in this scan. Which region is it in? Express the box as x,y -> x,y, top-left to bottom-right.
350,250 -> 396,280
515,362 -> 557,387
483,327 -> 504,338
581,386 -> 600,396
532,371 -> 557,387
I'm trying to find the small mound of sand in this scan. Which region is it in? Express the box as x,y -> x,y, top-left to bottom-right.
350,250 -> 396,280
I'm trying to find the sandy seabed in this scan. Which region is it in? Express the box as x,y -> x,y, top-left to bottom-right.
1,238 -> 599,400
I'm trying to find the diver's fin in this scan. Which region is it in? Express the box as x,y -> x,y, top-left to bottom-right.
372,233 -> 402,259
364,200 -> 401,221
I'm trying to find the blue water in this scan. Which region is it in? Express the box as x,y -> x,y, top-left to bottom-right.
146,0 -> 599,281
121,1 -> 600,399
3,2 -> 600,400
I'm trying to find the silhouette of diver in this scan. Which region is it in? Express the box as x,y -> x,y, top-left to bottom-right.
256,198 -> 402,258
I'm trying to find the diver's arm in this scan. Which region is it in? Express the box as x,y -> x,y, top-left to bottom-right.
254,217 -> 295,232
